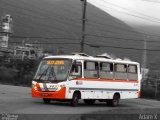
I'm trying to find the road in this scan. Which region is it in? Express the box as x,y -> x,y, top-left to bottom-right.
0,84 -> 160,120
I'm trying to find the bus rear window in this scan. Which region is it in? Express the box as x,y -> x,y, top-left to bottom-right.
128,65 -> 137,73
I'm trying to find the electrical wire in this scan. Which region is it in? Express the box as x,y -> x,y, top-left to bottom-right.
8,41 -> 79,45
84,42 -> 160,52
101,0 -> 160,22
86,33 -> 160,43
89,0 -> 160,24
11,35 -> 80,41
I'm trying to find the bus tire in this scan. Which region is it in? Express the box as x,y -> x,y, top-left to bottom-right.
107,94 -> 120,107
43,98 -> 51,104
84,99 -> 95,105
71,92 -> 79,107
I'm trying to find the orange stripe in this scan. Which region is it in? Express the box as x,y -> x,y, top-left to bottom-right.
32,87 -> 66,99
73,78 -> 138,83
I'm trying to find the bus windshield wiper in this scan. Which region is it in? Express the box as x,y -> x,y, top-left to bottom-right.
49,65 -> 57,81
38,66 -> 49,82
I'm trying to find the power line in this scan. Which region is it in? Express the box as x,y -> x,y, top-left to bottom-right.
8,12 -> 81,38
9,41 -> 80,45
86,1 -> 160,39
3,0 -> 160,37
3,0 -> 160,39
3,0 -> 80,22
85,42 -> 160,52
86,33 -> 160,43
101,0 -> 160,23
12,17 -> 76,38
11,35 -> 80,41
2,0 -> 81,30
87,19 -> 160,38
89,0 -> 160,24
2,1 -> 81,38
141,0 -> 160,3
8,38 -> 160,52
3,0 -> 160,53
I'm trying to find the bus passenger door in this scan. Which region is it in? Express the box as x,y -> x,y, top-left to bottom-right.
67,61 -> 82,99
69,62 -> 82,80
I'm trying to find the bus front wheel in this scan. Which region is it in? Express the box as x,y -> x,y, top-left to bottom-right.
71,93 -> 79,107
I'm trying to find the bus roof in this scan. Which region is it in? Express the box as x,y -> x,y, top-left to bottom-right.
44,53 -> 139,65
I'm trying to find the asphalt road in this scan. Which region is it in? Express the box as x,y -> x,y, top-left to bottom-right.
0,84 -> 160,120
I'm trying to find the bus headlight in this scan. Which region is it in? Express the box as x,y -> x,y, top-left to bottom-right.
56,84 -> 66,91
32,84 -> 38,91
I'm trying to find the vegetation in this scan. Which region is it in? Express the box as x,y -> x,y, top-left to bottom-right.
141,85 -> 160,100
0,57 -> 39,86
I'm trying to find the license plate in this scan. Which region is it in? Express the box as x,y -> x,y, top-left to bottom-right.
40,93 -> 50,96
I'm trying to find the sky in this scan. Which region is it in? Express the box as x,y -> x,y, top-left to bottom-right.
88,0 -> 160,34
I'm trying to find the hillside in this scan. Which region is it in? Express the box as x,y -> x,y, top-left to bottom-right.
0,0 -> 158,70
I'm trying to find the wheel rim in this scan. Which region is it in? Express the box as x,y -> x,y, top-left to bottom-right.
113,95 -> 119,106
74,97 -> 78,105
71,93 -> 79,106
113,99 -> 118,106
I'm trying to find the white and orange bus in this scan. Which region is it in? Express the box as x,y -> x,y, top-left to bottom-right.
32,53 -> 142,107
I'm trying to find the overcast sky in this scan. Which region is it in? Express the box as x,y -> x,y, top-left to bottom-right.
88,0 -> 160,30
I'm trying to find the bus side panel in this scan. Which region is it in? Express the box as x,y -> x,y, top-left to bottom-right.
66,79 -> 139,99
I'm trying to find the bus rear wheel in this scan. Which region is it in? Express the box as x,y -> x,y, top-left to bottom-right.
43,98 -> 51,104
84,99 -> 95,105
107,94 -> 120,107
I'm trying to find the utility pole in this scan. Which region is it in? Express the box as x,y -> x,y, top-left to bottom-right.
142,35 -> 147,84
80,0 -> 87,53
155,73 -> 158,99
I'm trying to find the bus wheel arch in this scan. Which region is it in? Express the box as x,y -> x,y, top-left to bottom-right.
70,90 -> 81,107
112,92 -> 120,107
114,92 -> 120,99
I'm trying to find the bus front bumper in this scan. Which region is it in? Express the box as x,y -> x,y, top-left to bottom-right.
32,87 -> 66,99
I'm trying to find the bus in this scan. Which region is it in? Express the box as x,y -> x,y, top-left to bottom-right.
32,53 -> 142,107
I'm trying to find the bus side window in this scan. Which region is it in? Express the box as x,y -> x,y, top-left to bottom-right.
114,64 -> 127,80
84,61 -> 98,78
99,62 -> 113,79
70,62 -> 82,78
128,65 -> 138,80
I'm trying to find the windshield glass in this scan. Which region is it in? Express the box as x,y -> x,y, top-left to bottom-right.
34,59 -> 72,81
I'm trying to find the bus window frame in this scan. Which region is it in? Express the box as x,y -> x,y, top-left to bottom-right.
99,62 -> 114,79
114,63 -> 128,80
84,61 -> 99,78
128,64 -> 138,74
69,61 -> 82,78
114,63 -> 127,73
100,62 -> 113,72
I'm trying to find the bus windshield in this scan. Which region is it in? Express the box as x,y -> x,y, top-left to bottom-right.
34,59 -> 72,81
